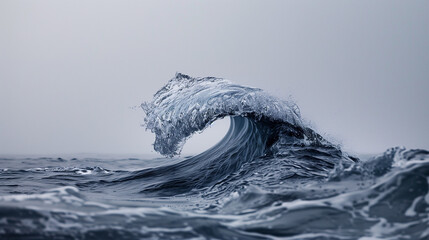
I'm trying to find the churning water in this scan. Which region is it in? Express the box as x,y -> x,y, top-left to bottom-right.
1,74 -> 428,239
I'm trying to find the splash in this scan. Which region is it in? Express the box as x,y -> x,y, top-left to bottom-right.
1,74 -> 427,240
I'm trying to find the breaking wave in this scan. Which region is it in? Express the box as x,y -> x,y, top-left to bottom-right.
135,73 -> 356,195
1,74 -> 428,239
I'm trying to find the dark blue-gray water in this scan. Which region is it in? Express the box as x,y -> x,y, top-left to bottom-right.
1,74 -> 428,239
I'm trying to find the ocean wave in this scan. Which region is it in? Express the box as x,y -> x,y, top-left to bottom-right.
142,73 -> 311,157
134,74 -> 356,195
1,74 -> 428,239
0,149 -> 427,239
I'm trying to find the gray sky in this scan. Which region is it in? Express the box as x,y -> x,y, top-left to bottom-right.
1,0 -> 428,156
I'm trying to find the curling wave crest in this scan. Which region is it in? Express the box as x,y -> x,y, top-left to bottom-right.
0,74 -> 428,240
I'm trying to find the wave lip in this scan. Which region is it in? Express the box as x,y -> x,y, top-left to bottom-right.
142,73 -> 303,157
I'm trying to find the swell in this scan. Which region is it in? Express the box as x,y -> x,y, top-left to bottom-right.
1,149 -> 428,240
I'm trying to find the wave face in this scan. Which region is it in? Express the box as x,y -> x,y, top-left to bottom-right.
138,73 -> 356,195
1,74 -> 428,240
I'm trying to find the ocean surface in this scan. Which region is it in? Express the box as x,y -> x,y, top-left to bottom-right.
1,74 -> 428,240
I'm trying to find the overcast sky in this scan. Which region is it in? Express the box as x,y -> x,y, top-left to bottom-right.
1,0 -> 428,156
